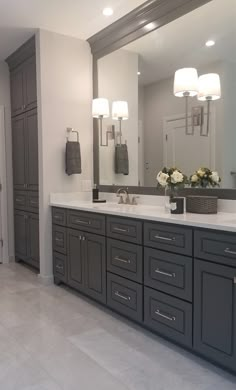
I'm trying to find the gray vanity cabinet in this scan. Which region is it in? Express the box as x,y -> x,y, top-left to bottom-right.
194,259 -> 236,371
67,228 -> 85,292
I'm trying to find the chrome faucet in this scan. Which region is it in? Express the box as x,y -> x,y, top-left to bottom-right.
116,188 -> 131,204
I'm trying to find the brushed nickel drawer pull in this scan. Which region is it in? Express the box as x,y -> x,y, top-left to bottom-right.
55,237 -> 63,243
113,227 -> 129,233
155,268 -> 176,278
155,309 -> 176,322
154,234 -> 175,242
75,219 -> 91,225
114,291 -> 131,301
114,256 -> 131,264
234,277 -> 236,285
54,215 -> 62,220
224,248 -> 236,255
30,200 -> 38,205
16,198 -> 23,202
56,264 -> 63,270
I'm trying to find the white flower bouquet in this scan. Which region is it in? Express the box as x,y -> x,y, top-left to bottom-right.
190,168 -> 221,188
156,167 -> 188,192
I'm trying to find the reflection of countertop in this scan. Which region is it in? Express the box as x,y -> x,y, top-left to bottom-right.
50,198 -> 236,233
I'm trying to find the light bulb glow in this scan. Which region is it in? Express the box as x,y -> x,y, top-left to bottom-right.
103,7 -> 113,16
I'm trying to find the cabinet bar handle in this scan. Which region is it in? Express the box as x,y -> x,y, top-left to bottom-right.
154,234 -> 175,242
114,291 -> 131,301
224,248 -> 236,255
113,227 -> 129,233
234,277 -> 236,285
56,264 -> 63,270
75,219 -> 91,225
54,215 -> 61,220
114,256 -> 131,264
16,198 -> 23,202
155,268 -> 176,278
30,200 -> 38,205
155,309 -> 176,322
55,238 -> 63,243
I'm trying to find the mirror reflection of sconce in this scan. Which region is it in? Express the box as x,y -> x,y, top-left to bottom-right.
174,68 -> 199,135
92,98 -> 115,147
112,101 -> 129,145
197,73 -> 221,136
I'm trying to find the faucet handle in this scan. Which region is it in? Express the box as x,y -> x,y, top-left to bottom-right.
131,196 -> 140,205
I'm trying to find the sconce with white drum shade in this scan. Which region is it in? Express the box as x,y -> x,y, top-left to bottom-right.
197,73 -> 221,136
92,98 -> 115,147
112,101 -> 129,144
174,68 -> 199,135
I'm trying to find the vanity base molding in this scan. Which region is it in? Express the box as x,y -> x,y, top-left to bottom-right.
52,207 -> 236,375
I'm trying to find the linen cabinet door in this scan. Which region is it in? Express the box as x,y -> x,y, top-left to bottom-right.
28,213 -> 39,269
26,108 -> 38,190
14,210 -> 28,261
83,232 -> 106,304
12,114 -> 27,190
24,55 -> 37,111
10,64 -> 25,116
67,229 -> 85,292
194,259 -> 236,372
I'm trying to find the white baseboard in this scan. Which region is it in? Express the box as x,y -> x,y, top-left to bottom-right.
37,274 -> 54,286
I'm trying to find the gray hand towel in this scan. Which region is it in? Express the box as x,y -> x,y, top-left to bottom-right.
115,144 -> 129,175
65,141 -> 82,175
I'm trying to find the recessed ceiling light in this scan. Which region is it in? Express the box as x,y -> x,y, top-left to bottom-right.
103,7 -> 113,16
137,71 -> 141,76
205,40 -> 215,47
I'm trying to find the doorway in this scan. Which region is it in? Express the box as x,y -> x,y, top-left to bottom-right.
0,106 -> 9,263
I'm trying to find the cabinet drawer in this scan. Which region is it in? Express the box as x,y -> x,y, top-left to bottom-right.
195,229 -> 236,267
14,191 -> 27,210
107,273 -> 143,323
52,208 -> 67,226
67,210 -> 105,235
144,222 -> 192,256
53,252 -> 67,283
144,248 -> 192,302
107,239 -> 143,283
52,225 -> 67,254
144,287 -> 192,348
28,192 -> 39,212
107,216 -> 142,244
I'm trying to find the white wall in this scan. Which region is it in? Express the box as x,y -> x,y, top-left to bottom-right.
36,30 -> 93,281
0,61 -> 13,262
98,49 -> 139,186
142,61 -> 232,187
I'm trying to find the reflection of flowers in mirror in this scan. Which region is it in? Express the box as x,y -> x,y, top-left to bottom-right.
190,167 -> 221,188
156,167 -> 188,190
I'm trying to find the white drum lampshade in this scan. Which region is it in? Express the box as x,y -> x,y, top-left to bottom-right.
112,101 -> 129,120
92,98 -> 110,118
198,73 -> 221,101
174,68 -> 199,97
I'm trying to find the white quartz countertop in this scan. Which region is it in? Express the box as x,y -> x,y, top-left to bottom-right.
50,198 -> 236,233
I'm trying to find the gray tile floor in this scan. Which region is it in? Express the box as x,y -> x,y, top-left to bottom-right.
0,263 -> 236,390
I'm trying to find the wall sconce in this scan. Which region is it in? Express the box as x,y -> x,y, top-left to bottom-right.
174,68 -> 199,135
197,73 -> 221,136
92,98 -> 115,147
112,101 -> 129,144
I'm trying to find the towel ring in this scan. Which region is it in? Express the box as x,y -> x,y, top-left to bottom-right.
66,127 -> 79,142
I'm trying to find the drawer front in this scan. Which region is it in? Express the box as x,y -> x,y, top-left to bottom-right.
144,248 -> 192,301
67,210 -> 105,235
107,273 -> 143,323
14,191 -> 27,210
144,222 -> 192,256
144,287 -> 192,348
107,239 -> 143,283
53,252 -> 67,283
107,216 -> 142,244
195,229 -> 236,267
28,192 -> 39,212
52,225 -> 67,254
52,207 -> 67,226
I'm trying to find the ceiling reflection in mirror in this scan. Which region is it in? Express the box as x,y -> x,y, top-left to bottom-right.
96,0 -> 236,189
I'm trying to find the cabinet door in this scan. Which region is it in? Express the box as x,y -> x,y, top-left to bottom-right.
26,109 -> 38,190
194,259 -> 236,372
28,213 -> 39,268
67,229 -> 84,292
14,210 -> 28,261
84,232 -> 106,304
12,114 -> 27,190
24,56 -> 37,111
10,65 -> 25,116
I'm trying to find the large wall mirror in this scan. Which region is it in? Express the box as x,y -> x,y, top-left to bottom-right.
91,0 -> 236,196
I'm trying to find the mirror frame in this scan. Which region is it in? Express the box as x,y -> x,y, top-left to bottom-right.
88,0 -> 236,199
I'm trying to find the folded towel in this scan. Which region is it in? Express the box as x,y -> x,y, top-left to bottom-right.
115,144 -> 129,175
65,141 -> 82,175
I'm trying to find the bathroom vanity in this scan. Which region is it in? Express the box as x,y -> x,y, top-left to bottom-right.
51,200 -> 236,374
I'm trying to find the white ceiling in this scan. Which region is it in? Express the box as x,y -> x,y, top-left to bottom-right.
0,0 -> 145,61
125,0 -> 236,85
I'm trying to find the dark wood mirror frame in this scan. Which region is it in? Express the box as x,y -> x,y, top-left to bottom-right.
87,0 -> 236,199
